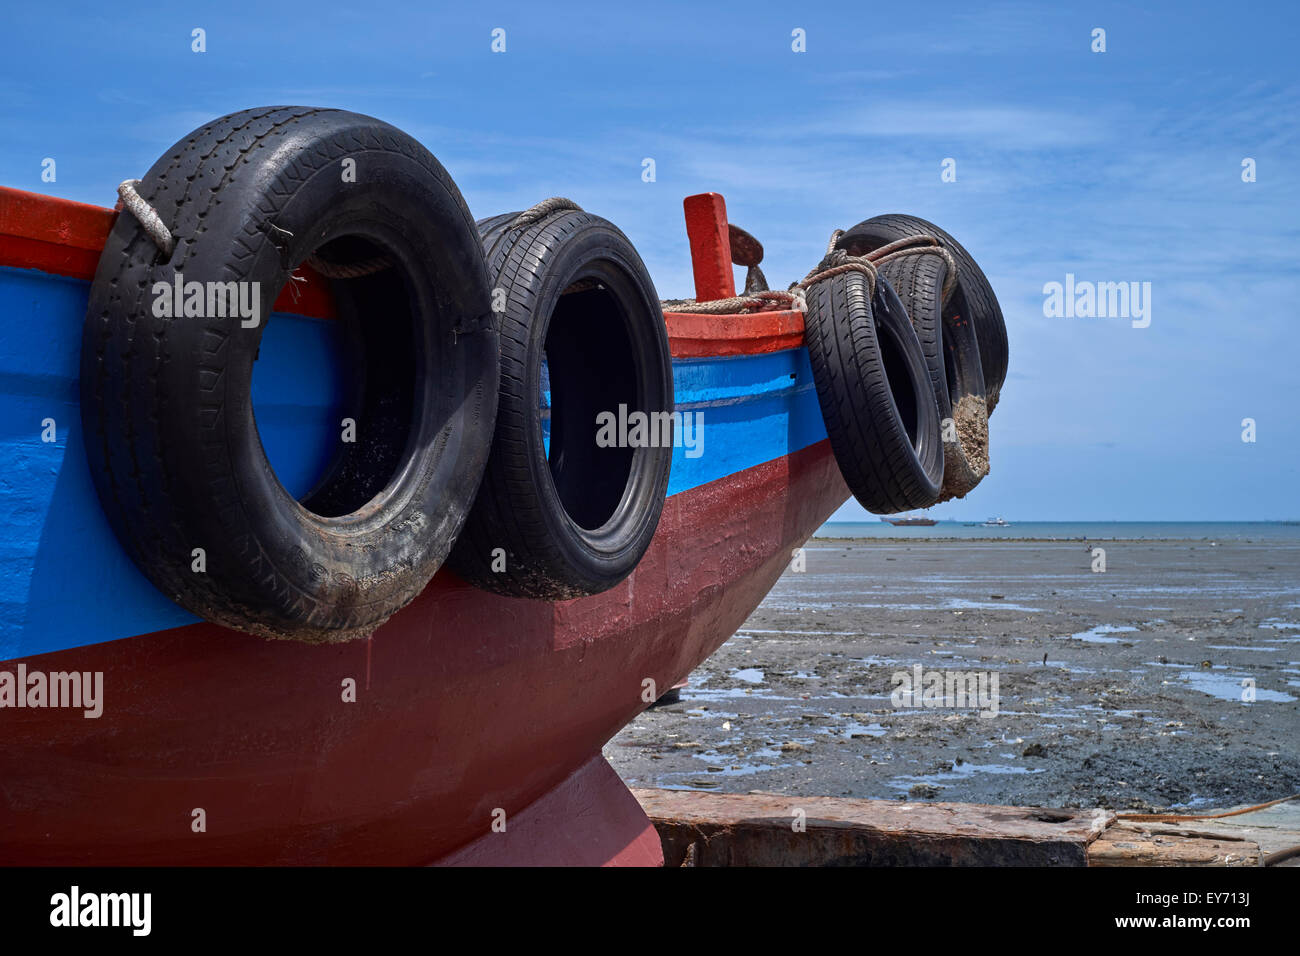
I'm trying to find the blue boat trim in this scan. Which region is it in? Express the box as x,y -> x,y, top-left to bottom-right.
0,265 -> 827,658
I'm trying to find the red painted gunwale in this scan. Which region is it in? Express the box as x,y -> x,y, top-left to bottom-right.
662,309 -> 805,357
0,186 -> 338,321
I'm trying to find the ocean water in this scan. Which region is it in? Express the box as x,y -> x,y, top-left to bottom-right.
814,521 -> 1300,542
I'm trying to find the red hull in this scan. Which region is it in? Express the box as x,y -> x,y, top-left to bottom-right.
0,442 -> 847,865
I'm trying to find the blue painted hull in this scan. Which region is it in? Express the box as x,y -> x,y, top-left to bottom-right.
0,264 -> 829,661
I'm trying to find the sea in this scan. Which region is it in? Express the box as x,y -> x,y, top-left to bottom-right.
815,521 -> 1300,542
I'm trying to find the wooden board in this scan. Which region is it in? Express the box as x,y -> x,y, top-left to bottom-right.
632,788 -> 1114,866
1090,824 -> 1262,867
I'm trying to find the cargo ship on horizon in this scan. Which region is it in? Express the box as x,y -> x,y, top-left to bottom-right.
880,514 -> 940,526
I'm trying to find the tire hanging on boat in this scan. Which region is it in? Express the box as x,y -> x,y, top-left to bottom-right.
447,203 -> 674,599
803,267 -> 944,513
838,214 -> 1008,413
79,107 -> 499,642
876,253 -> 989,501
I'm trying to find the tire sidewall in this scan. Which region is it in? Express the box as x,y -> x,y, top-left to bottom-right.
517,219 -> 672,581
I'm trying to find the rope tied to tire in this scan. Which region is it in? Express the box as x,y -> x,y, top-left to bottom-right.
118,179 -> 396,280
89,107 -> 502,643
116,179 -> 175,257
509,197 -> 584,230
304,254 -> 393,279
839,232 -> 986,502
819,232 -> 960,304
800,247 -> 880,296
662,230 -> 957,314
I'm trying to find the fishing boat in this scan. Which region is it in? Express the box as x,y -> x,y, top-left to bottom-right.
0,107 -> 1005,866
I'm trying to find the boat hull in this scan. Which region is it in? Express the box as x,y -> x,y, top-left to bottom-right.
0,185 -> 847,865
0,441 -> 845,864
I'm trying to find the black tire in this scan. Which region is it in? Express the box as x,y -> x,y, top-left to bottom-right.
448,208 -> 673,599
80,107 -> 498,642
877,254 -> 989,501
804,270 -> 943,513
839,214 -> 1007,412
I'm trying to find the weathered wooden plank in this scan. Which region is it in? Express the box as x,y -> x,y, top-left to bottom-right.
1089,825 -> 1262,867
632,788 -> 1113,866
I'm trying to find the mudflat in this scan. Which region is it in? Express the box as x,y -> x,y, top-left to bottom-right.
606,537 -> 1300,811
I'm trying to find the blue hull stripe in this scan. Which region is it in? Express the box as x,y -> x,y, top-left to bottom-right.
0,265 -> 827,659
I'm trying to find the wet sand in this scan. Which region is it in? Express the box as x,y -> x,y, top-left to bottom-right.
606,537 -> 1300,812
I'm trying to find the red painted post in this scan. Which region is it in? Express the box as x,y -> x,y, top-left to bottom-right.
683,192 -> 735,302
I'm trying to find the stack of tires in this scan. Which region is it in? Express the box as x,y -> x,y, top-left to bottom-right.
79,107 -> 673,644
803,215 -> 1007,514
79,105 -> 1007,643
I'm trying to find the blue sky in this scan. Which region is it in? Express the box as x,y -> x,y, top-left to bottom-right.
2,1 -> 1297,520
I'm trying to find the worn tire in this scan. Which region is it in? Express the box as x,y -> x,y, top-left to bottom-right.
448,208 -> 673,598
80,106 -> 498,642
878,254 -> 989,501
804,271 -> 944,513
839,214 -> 1007,412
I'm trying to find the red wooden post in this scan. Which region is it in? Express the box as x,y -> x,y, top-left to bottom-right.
683,192 -> 735,302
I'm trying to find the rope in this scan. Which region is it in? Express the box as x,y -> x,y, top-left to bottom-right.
661,230 -> 956,314
865,236 -> 960,303
305,254 -> 393,279
662,289 -> 805,314
801,250 -> 879,294
1115,791 -> 1300,824
115,180 -> 393,281
562,278 -> 601,295
116,179 -> 174,257
510,197 -> 583,230
1114,792 -> 1300,865
662,247 -> 872,315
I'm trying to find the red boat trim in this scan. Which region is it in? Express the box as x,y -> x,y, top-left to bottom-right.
0,186 -> 115,280
0,186 -> 806,357
0,185 -> 340,323
664,309 -> 806,356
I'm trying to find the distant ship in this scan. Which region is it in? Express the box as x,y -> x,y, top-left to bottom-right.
982,517 -> 1011,527
881,514 -> 939,526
